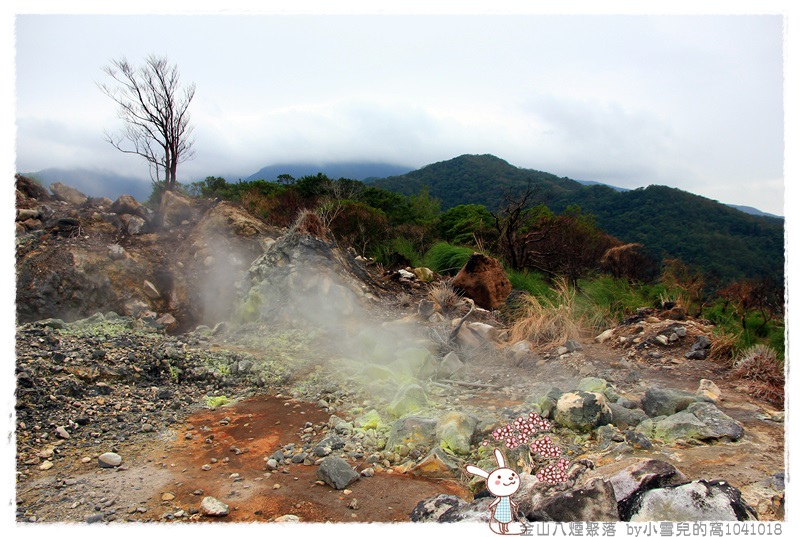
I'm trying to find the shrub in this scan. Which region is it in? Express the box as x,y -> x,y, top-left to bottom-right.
507,277 -> 585,346
730,344 -> 784,406
423,242 -> 473,275
428,280 -> 462,314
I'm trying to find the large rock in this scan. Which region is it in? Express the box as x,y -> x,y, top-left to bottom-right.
653,402 -> 744,443
608,403 -> 649,429
581,458 -> 688,515
50,182 -> 88,205
410,494 -> 470,522
451,253 -> 512,310
641,387 -> 700,417
554,391 -> 613,432
409,446 -> 461,478
521,477 -> 620,522
386,416 -> 438,451
435,411 -> 478,455
110,194 -> 148,219
626,480 -> 757,521
159,190 -> 198,227
316,456 -> 359,490
387,383 -> 429,418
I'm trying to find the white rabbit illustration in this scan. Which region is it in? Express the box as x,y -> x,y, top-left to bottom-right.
466,448 -> 527,535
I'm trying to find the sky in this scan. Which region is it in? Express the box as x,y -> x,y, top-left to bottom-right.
10,6 -> 788,216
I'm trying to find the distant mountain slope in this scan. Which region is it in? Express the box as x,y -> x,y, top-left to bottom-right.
20,168 -> 152,202
726,204 -> 783,219
245,162 -> 413,182
371,154 -> 584,210
547,184 -> 784,283
372,154 -> 783,283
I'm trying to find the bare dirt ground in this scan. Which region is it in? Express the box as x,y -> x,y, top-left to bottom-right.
16,328 -> 784,524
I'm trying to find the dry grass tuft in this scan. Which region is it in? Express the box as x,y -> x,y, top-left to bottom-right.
506,278 -> 586,347
428,280 -> 462,314
730,344 -> 784,406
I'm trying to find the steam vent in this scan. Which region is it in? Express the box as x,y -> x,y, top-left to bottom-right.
14,177 -> 784,524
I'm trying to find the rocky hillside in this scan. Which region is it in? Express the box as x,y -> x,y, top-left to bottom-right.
13,176 -> 785,524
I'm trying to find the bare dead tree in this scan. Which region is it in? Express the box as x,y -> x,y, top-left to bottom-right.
99,54 -> 196,191
490,181 -> 543,270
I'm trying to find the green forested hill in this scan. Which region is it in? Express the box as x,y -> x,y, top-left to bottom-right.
371,154 -> 585,210
548,184 -> 784,283
373,154 -> 784,284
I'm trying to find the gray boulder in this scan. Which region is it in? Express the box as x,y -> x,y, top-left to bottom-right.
435,411 -> 478,455
654,402 -> 744,443
410,494 -> 470,522
608,403 -> 649,428
386,416 -> 437,452
625,480 -> 757,521
522,477 -> 620,522
554,391 -> 613,432
316,456 -> 359,490
641,387 -> 699,417
50,182 -> 88,205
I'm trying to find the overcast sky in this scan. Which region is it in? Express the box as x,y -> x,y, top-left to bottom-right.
12,9 -> 787,215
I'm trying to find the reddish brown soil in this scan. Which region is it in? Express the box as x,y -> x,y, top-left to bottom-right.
142,396 -> 469,523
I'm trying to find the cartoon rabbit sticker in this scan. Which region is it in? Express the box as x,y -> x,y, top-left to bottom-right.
466,448 -> 527,535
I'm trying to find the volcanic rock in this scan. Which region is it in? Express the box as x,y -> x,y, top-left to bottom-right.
451,253 -> 511,310
316,456 -> 359,490
50,182 -> 88,205
554,391 -> 613,432
98,452 -> 122,468
625,480 -> 757,521
200,496 -> 229,517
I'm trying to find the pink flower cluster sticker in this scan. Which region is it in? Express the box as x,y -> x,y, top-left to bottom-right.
483,412 -> 569,484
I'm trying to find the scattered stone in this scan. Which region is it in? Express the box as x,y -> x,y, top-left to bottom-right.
577,377 -> 608,394
685,336 -> 711,359
696,379 -> 722,403
85,513 -> 105,524
39,460 -> 53,471
410,494 -> 471,522
354,409 -> 383,430
436,351 -> 465,379
142,280 -> 161,299
161,492 -> 175,502
625,430 -> 653,450
200,496 -> 229,517
55,426 -> 70,439
595,328 -> 616,344
565,340 -> 583,353
274,514 -> 301,523
98,452 -> 122,468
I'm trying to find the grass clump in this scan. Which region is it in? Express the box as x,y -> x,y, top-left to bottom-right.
204,395 -> 232,408
506,277 -> 586,346
422,242 -> 473,275
730,344 -> 784,406
428,280 -> 463,314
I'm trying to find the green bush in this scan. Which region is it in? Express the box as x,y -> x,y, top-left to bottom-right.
371,237 -> 423,268
422,242 -> 473,275
506,269 -> 552,297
